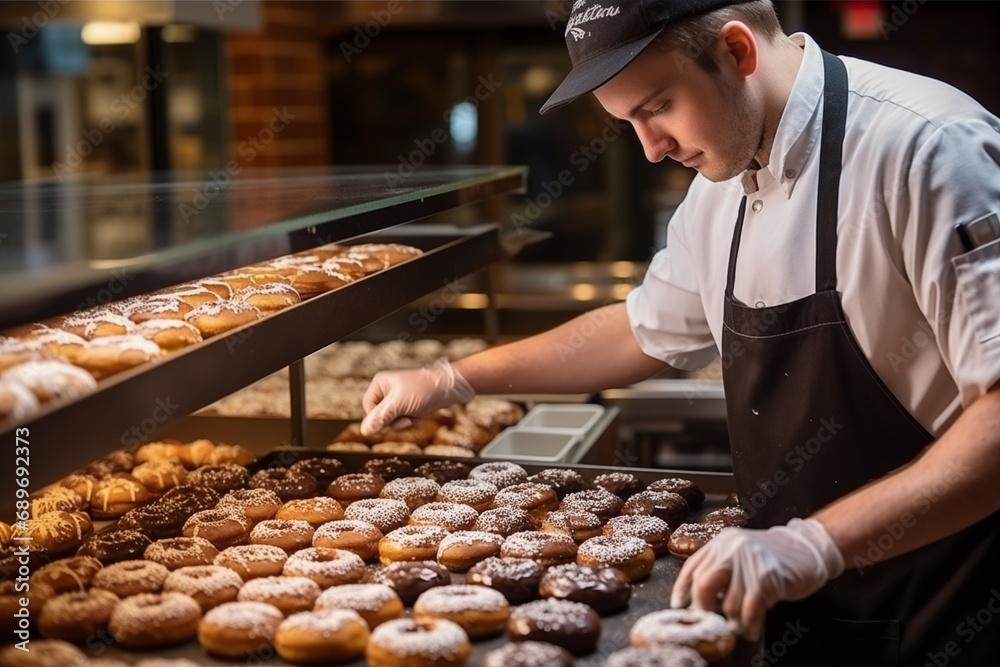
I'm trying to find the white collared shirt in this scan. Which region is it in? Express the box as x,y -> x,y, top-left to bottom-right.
627,33 -> 1000,435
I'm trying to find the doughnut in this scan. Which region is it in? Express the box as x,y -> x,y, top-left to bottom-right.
283,547 -> 366,588
501,531 -> 578,568
606,646 -> 708,667
527,468 -> 587,499
71,335 -> 161,379
0,378 -> 40,420
326,441 -> 371,454
315,583 -> 404,628
331,423 -> 378,445
647,477 -> 706,510
468,461 -> 528,489
290,264 -> 354,298
366,618 -> 471,667
182,507 -> 253,549
466,556 -> 544,605
198,600 -> 284,659
409,502 -> 479,532
666,522 -> 727,560
437,478 -> 497,513
38,588 -> 119,642
422,444 -> 475,458
436,530 -> 504,571
493,482 -> 559,523
603,515 -> 673,557
249,519 -> 316,554
327,472 -> 385,506
31,556 -> 103,593
629,609 -> 736,662
371,442 -> 424,456
482,640 -> 575,667
379,525 -> 451,566
361,456 -> 414,481
82,448 -> 135,477
368,559 -> 451,606
507,599 -> 601,655
560,488 -> 624,525
215,543 -> 287,580
187,463 -> 249,494
55,473 -> 100,506
76,529 -> 152,565
592,472 -> 646,501
577,535 -> 655,581
118,296 -> 193,323
233,283 -> 301,314
92,559 -> 170,596
380,476 -> 441,511
206,442 -> 254,466
344,498 -> 412,534
133,319 -> 203,351
160,484 -> 220,514
130,459 -> 188,495
177,439 -> 221,468
275,609 -> 370,664
28,487 -> 86,517
12,511 -> 92,554
539,562 -> 632,614
312,519 -> 383,562
117,502 -> 189,539
540,510 -> 603,543
2,359 -> 97,402
134,441 -> 183,464
237,575 -> 320,615
217,487 -> 284,523
163,565 -> 243,612
0,579 -> 52,636
249,467 -> 318,501
183,299 -> 260,337
0,521 -> 9,548
342,242 -> 423,268
474,506 -> 537,537
288,456 -> 345,487
0,639 -> 86,667
275,496 -> 344,527
414,584 -> 510,639
621,490 -> 690,528
107,591 -> 202,648
415,460 -> 470,485
158,283 -> 223,305
701,507 -> 750,527
145,536 -> 220,570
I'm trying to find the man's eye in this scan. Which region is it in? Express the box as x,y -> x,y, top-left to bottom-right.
650,101 -> 671,116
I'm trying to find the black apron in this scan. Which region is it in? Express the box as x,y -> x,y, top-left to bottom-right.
722,51 -> 1000,666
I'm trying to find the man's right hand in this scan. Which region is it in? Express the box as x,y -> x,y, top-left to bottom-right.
360,358 -> 475,436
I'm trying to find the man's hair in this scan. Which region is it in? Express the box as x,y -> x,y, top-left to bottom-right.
649,0 -> 783,74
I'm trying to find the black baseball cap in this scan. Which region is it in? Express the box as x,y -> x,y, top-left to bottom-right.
540,0 -> 757,114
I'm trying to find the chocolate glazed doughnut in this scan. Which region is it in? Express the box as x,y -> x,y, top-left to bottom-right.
507,599 -> 601,655
539,562 -> 632,614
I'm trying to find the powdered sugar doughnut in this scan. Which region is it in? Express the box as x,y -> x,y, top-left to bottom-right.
603,514 -> 673,557
249,519 -> 315,554
629,609 -> 735,662
380,476 -> 440,511
468,461 -> 528,489
233,283 -> 301,313
215,544 -> 287,580
275,496 -> 344,527
38,588 -> 119,642
184,299 -> 259,337
473,507 -> 536,537
0,639 -> 86,667
30,556 -> 103,593
133,318 -> 203,351
344,497 -> 411,534
667,522 -> 727,561
198,600 -> 283,659
501,531 -> 578,568
466,556 -> 544,605
182,507 -> 252,549
482,640 -> 575,667
560,488 -> 624,525
217,488 -> 283,523
237,575 -> 320,615
92,559 -> 169,596
144,536 -> 219,571
162,565 -> 243,612
0,378 -> 40,420
71,335 -> 161,379
577,535 -> 655,581
414,584 -> 510,638
275,609 -> 370,664
437,479 -> 497,513
283,547 -> 366,588
315,583 -> 404,628
436,530 -> 504,572
108,592 -> 201,648
312,519 -> 383,562
493,482 -> 559,523
3,359 -> 97,402
541,510 -> 603,543
409,502 -> 479,532
366,618 -> 471,667
378,525 -> 451,566
607,646 -> 708,667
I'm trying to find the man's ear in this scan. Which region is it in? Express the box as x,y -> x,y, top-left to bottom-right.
718,21 -> 758,78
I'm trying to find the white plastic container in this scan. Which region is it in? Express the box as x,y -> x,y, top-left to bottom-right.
478,428 -> 580,462
516,404 -> 604,433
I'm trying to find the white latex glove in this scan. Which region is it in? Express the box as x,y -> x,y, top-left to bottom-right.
360,358 -> 475,436
670,518 -> 845,641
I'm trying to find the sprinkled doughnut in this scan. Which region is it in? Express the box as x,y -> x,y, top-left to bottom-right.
315,583 -> 404,628
380,476 -> 441,511
592,472 -> 647,501
540,510 -> 603,543
327,472 -> 385,506
577,535 -> 655,581
621,490 -> 690,529
116,498 -> 188,542
493,482 -> 560,523
414,584 -> 510,639
92,559 -> 170,596
187,463 -> 249,494
667,522 -> 727,560
437,479 -> 497,513
344,498 -> 412,534
647,477 -> 706,510
701,507 -> 750,527
482,640 -> 575,667
312,519 -> 383,562
288,456 -> 345,487
409,502 -> 479,532
629,609 -> 736,662
466,556 -> 544,605
214,543 -> 287,580
275,496 -> 344,527
249,467 -> 318,502
283,547 -> 366,588
560,488 -> 624,525
603,515 -> 673,557
501,531 -> 578,568
468,461 -> 528,489
89,477 -> 154,519
539,562 -> 632,615
379,525 -> 451,566
361,457 -> 414,482
13,511 -> 92,554
249,519 -> 315,554
607,646 -> 708,667
507,599 -> 601,655
108,591 -> 202,648
217,487 -> 284,523
159,484 -> 220,514
30,556 -> 103,593
144,536 -> 219,571
77,529 -> 152,565
473,506 -> 537,537
415,460 -> 470,485
275,609 -> 370,664
198,600 -> 284,659
368,560 -> 451,606
163,565 -> 243,612
182,508 -> 253,550
233,282 -> 301,314
527,468 -> 587,499
3,359 -> 97,402
436,530 -> 504,572
38,588 -> 119,642
237,575 -> 320,615
366,617 -> 471,667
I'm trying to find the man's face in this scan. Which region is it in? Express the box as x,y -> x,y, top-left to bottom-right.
594,44 -> 763,182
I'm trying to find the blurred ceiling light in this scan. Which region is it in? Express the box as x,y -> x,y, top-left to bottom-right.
571,284 -> 597,301
162,24 -> 197,43
523,66 -> 560,96
612,283 -> 634,301
455,293 -> 488,309
81,21 -> 141,45
610,261 -> 635,278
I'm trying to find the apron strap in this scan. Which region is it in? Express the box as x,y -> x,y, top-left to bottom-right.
724,195 -> 748,299
816,51 -> 848,293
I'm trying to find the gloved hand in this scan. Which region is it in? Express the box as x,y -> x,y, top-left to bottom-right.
670,518 -> 845,641
360,358 -> 475,436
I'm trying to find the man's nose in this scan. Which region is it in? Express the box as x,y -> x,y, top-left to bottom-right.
634,122 -> 675,163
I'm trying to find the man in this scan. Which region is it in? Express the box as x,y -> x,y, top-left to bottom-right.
361,1 -> 1000,663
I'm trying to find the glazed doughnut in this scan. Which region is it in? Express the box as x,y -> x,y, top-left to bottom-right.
592,472 -> 646,501
0,521 -> 9,548
344,497 -> 412,534
607,646 -> 708,667
28,487 -> 86,517
436,530 -> 505,571
290,264 -> 354,298
217,487 -> 284,523
423,444 -> 475,458
468,461 -> 528,489
276,609 -> 370,663
158,283 -> 224,305
473,506 -> 536,537
163,565 -> 243,612
108,591 -> 202,648
0,639 -> 86,667
437,478 -> 498,513
371,442 -> 424,456
198,600 -> 284,659
528,468 -> 587,499
368,559 -> 451,606
380,476 -> 441,511
187,463 -> 249,494
133,319 -> 202,351
176,439 -> 220,468
58,472 -> 101,504
145,536 -> 219,570
416,460 -> 470,485
134,440 -> 183,464
379,525 -> 451,566
182,508 -> 253,550
38,588 -> 119,642
312,519 -> 383,562
666,522 -> 727,560
12,511 -> 92,554
577,535 -> 655,581
629,609 -> 736,662
76,529 -> 152,565
507,599 -> 601,655
621,490 -> 690,528
701,507 -> 750,527
184,299 -> 260,337
118,296 -> 193,323
539,562 -> 632,615
237,575 -> 320,615
540,510 -> 603,543
117,502 -> 190,539
71,335 -> 161,379
55,309 -> 132,338
560,488 -> 624,525
249,467 -> 318,502
414,584 -> 510,639
603,515 -> 673,557
0,378 -> 39,421
341,242 -> 423,268
366,618 -> 471,667
361,456 -> 414,482
501,531 -> 578,568
2,359 -> 97,402
409,502 -> 479,532
130,459 -> 188,495
482,640 -> 575,667
215,543 -> 287,580
249,519 -> 316,554
315,583 -> 404,628
283,546 -> 366,588
206,442 -> 254,466
327,472 -> 385,506
493,482 -> 559,523
275,496 -> 344,527
288,456 -> 345,487
30,556 -> 103,593
233,283 -> 301,314
647,477 -> 706,510
93,559 -> 170,596
466,556 -> 544,605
